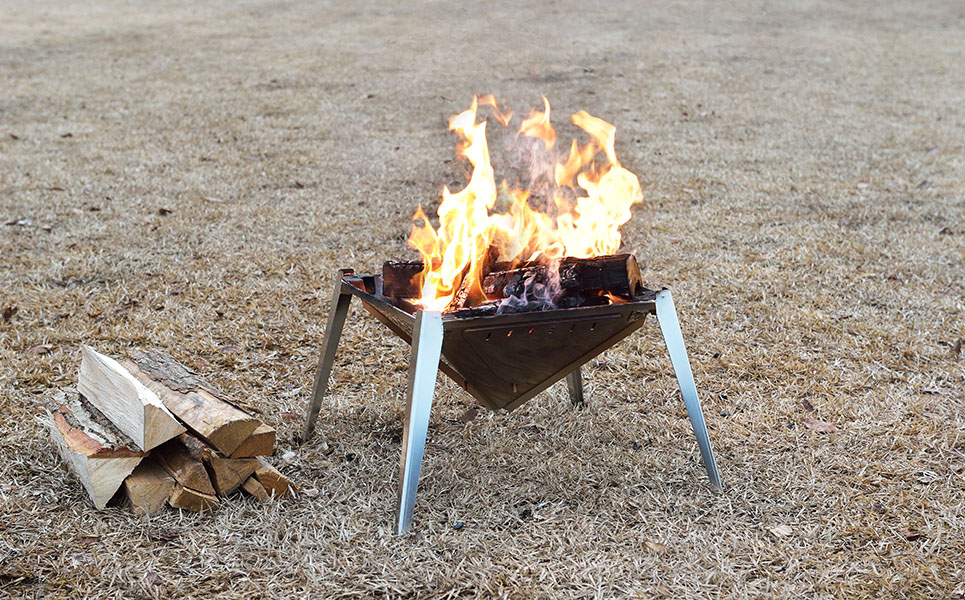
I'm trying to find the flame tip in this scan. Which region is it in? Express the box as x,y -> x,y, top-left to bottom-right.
407,96 -> 642,311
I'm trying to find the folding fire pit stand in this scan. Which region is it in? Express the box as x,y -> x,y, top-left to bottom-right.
302,270 -> 722,534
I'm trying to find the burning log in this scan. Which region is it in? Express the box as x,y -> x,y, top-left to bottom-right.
382,261 -> 425,299
484,253 -> 642,300
383,253 -> 642,309
451,245 -> 500,310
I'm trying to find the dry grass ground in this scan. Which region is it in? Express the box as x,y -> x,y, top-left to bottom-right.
2,1 -> 964,598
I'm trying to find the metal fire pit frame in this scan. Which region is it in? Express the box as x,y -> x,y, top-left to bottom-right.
302,269 -> 722,534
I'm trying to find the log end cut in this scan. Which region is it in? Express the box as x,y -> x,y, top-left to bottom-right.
44,392 -> 147,510
168,484 -> 219,512
124,458 -> 176,516
254,458 -> 299,498
78,345 -> 185,451
208,457 -> 260,496
230,423 -> 276,458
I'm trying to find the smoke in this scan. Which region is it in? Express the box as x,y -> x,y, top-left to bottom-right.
495,258 -> 562,314
489,124 -> 572,216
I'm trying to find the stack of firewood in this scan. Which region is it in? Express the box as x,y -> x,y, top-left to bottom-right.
42,346 -> 296,515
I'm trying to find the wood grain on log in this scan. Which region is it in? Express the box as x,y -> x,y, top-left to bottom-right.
168,484 -> 219,511
77,346 -> 185,451
208,457 -> 260,496
124,351 -> 259,456
253,457 -> 299,497
241,476 -> 269,502
44,390 -> 146,510
153,440 -> 216,496
229,423 -> 276,458
123,457 -> 176,516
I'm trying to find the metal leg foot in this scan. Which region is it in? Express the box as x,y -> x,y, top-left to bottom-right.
566,368 -> 585,407
396,311 -> 444,535
655,290 -> 722,490
301,278 -> 353,443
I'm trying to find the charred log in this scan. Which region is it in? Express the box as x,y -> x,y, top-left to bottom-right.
384,253 -> 641,304
451,245 -> 500,310
381,261 -> 424,298
484,254 -> 642,301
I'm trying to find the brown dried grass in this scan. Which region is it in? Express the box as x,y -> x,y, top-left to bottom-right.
1,1 -> 963,598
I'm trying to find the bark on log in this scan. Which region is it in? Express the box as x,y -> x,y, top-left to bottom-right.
174,432 -> 217,463
77,346 -> 185,451
123,457 -> 176,516
123,351 -> 259,456
43,389 -> 146,510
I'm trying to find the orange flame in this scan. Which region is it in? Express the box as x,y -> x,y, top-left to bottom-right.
408,96 -> 642,311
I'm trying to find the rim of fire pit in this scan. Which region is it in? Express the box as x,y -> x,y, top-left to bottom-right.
338,270 -> 659,410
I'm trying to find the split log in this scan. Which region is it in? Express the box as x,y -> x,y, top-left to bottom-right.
153,440 -> 216,496
253,457 -> 299,497
77,346 -> 185,451
43,390 -> 146,510
123,457 -> 176,516
168,484 -> 219,511
123,350 -> 259,456
240,476 -> 269,502
381,261 -> 425,298
171,433 -> 259,496
208,457 -> 259,496
230,423 -> 276,458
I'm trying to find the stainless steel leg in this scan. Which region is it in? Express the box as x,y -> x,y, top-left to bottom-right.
396,311 -> 444,535
301,279 -> 353,443
566,368 -> 585,406
655,290 -> 722,490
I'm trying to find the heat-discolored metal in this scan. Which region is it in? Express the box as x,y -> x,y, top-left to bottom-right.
340,272 -> 658,411
301,270 -> 722,534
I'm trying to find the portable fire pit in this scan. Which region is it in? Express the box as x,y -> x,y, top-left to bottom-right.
301,267 -> 722,534
302,95 -> 722,533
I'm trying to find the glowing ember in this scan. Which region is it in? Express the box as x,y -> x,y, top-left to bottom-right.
408,95 -> 643,312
